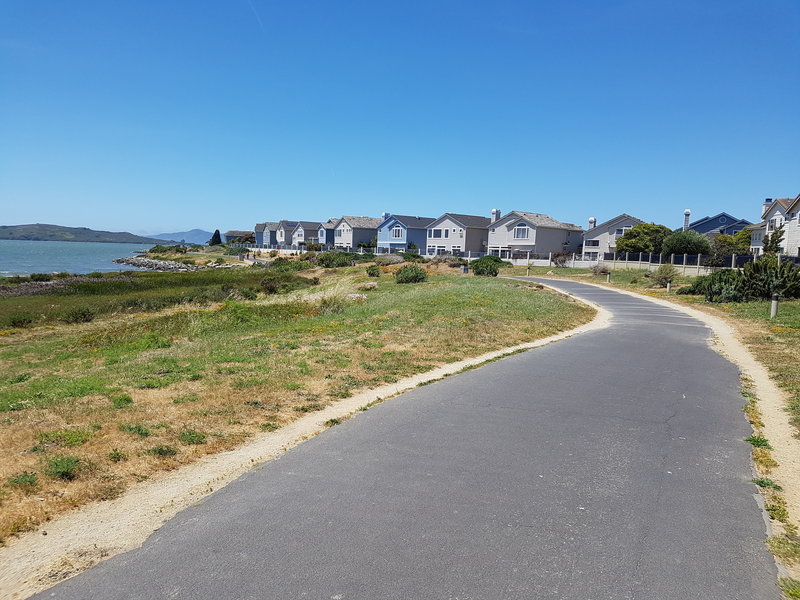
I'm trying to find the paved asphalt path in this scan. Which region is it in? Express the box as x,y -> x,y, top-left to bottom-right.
35,279 -> 778,599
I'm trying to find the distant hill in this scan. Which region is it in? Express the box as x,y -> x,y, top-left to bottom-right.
148,229 -> 213,245
0,224 -> 174,245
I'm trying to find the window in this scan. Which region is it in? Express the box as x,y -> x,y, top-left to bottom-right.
278,230 -> 283,240
615,226 -> 631,236
513,225 -> 529,239
392,226 -> 403,239
584,239 -> 600,247
335,229 -> 342,237
459,229 -> 464,238
444,229 -> 449,238
583,252 -> 598,260
429,229 -> 442,238
719,216 -> 727,223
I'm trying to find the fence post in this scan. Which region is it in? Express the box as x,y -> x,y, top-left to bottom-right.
548,252 -> 552,266
571,253 -> 576,268
731,254 -> 736,268
683,254 -> 688,275
613,252 -> 617,271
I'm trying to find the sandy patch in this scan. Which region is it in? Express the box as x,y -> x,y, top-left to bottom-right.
0,293 -> 610,599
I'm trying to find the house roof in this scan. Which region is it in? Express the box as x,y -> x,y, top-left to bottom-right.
687,212 -> 751,229
277,220 -> 299,230
762,198 -> 795,219
495,211 -> 583,231
432,213 -> 492,228
293,221 -> 323,232
254,222 -> 279,233
380,214 -> 437,229
586,213 -> 643,232
320,220 -> 336,230
338,216 -> 383,229
224,230 -> 253,238
745,221 -> 767,231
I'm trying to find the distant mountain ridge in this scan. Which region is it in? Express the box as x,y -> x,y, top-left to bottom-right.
0,224 -> 174,244
148,229 -> 213,245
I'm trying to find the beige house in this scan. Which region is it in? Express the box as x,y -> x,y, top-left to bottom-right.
487,211 -> 583,258
425,213 -> 491,255
333,216 -> 382,249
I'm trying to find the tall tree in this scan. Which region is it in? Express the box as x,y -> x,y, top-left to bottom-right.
762,225 -> 784,255
615,223 -> 673,254
208,229 -> 222,246
732,228 -> 753,253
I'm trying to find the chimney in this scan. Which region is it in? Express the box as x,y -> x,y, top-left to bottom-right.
588,217 -> 596,229
381,212 -> 389,220
762,198 -> 774,215
491,208 -> 501,223
683,209 -> 691,231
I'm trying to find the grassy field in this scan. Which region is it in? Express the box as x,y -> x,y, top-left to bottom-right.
0,264 -> 594,544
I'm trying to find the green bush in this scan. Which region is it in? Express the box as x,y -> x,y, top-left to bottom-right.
394,264 -> 428,283
260,273 -> 319,295
267,257 -> 313,272
472,256 -> 507,276
147,444 -> 178,457
110,394 -> 134,408
8,471 -> 39,488
650,264 -> 679,287
365,265 -> 381,277
8,313 -> 34,328
239,287 -> 258,300
108,449 -> 127,462
44,455 -> 81,480
178,429 -> 207,445
401,252 -> 428,263
87,271 -> 105,278
317,296 -> 347,315
119,423 -> 151,437
61,306 -> 96,324
661,230 -> 712,256
29,273 -> 53,282
677,257 -> 800,302
316,251 -> 354,268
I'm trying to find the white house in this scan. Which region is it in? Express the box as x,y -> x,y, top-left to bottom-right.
581,214 -> 644,260
746,222 -> 766,255
487,210 -> 583,258
760,195 -> 800,256
275,220 -> 298,246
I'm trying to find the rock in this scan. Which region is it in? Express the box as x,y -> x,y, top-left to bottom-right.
346,293 -> 368,302
546,270 -> 555,275
358,282 -> 378,291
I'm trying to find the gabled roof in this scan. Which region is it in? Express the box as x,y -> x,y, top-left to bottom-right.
224,230 -> 253,238
586,213 -> 643,232
762,198 -> 795,219
320,219 -> 336,230
337,216 -> 383,229
379,214 -> 437,229
431,213 -> 492,229
277,220 -> 299,230
745,221 -> 766,231
255,221 -> 279,233
293,221 -> 323,232
687,212 -> 751,229
494,211 -> 583,232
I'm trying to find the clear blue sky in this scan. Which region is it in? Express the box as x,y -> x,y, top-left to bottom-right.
1,1 -> 797,235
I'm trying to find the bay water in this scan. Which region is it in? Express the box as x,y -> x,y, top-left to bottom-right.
0,239 -> 154,276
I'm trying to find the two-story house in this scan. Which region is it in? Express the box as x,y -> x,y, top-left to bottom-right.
425,213 -> 491,255
291,221 -> 327,246
761,196 -> 800,256
275,221 -> 299,246
254,222 -> 279,246
581,214 -> 644,260
332,216 -> 382,249
318,219 -> 336,246
376,213 -> 436,252
486,211 -> 583,258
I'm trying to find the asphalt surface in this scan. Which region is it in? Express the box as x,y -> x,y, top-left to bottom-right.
35,279 -> 778,599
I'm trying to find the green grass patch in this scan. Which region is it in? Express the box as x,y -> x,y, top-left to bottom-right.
119,423 -> 150,437
44,455 -> 81,480
178,429 -> 207,445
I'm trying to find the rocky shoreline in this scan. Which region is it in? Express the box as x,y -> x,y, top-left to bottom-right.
113,256 -> 243,272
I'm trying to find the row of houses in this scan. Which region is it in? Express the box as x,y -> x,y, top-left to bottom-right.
223,193 -> 799,259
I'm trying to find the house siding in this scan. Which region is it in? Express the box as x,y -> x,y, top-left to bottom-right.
582,216 -> 643,258
426,217 -> 487,254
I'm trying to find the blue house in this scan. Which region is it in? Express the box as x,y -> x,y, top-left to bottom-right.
254,222 -> 278,246
377,214 -> 436,252
681,212 -> 751,236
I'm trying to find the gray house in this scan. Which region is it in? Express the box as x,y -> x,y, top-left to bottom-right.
275,220 -> 299,246
255,222 -> 279,246
487,211 -> 583,258
333,216 -> 382,249
425,213 -> 491,255
581,214 -> 644,260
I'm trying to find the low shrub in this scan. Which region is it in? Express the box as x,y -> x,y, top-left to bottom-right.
87,271 -> 105,278
178,429 -> 207,445
395,264 -> 428,283
37,429 -> 92,447
61,306 -> 95,324
260,273 -> 319,295
430,254 -> 467,267
44,455 -> 81,480
316,251 -> 354,268
29,273 -> 53,282
591,264 -> 610,275
373,255 -> 404,266
8,313 -> 34,328
551,252 -> 572,267
317,296 -> 347,315
471,256 -> 508,276
401,252 -> 428,263
650,264 -> 679,287
110,394 -> 134,408
108,449 -> 127,462
267,257 -> 313,272
147,444 -> 178,457
238,287 -> 258,300
8,471 -> 39,488
365,265 -> 381,277
119,423 -> 151,437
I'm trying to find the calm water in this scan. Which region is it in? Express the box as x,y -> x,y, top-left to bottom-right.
0,240 -> 153,276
